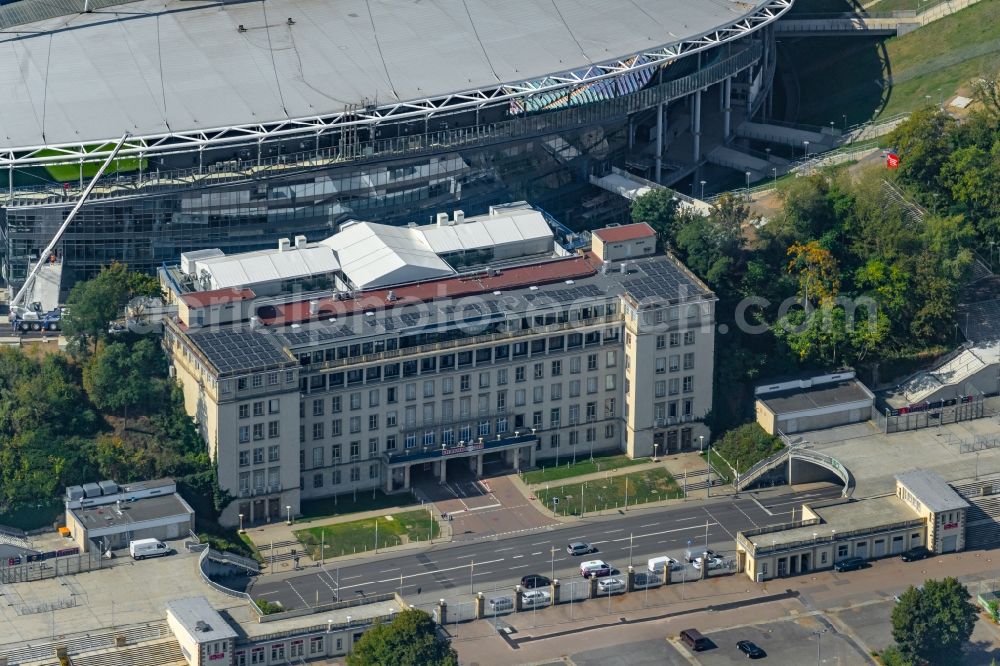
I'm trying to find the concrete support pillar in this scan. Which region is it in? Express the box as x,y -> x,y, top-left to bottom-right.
438,460 -> 447,484
626,566 -> 636,592
403,465 -> 410,490
514,585 -> 524,612
692,89 -> 702,162
437,599 -> 447,625
528,444 -> 536,469
719,80 -> 725,111
627,118 -> 634,151
654,102 -> 664,183
474,592 -> 485,620
589,576 -> 599,599
475,453 -> 484,477
550,579 -> 561,605
384,470 -> 393,494
723,77 -> 732,139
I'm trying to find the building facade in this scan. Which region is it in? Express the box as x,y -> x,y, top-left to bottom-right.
737,469 -> 969,581
161,210 -> 715,525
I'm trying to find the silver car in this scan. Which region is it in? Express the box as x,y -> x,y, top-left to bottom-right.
597,577 -> 626,594
566,541 -> 594,556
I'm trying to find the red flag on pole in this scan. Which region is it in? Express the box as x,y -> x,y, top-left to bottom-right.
886,153 -> 900,169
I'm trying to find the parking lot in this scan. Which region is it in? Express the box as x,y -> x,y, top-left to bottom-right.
679,617 -> 866,665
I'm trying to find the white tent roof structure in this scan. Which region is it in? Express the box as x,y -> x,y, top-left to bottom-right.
322,222 -> 455,289
196,245 -> 340,290
419,210 -> 552,254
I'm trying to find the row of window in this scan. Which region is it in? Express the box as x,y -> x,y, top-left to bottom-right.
239,445 -> 282,467
222,369 -> 296,395
239,399 -> 281,418
296,324 -> 620,368
307,463 -> 379,489
652,376 -> 696,398
238,421 -> 281,443
298,339 -> 620,393
234,635 -> 329,665
654,331 -> 697,349
653,353 -> 696,374
238,467 -> 281,493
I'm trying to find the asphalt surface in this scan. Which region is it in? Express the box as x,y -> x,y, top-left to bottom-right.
248,485 -> 842,610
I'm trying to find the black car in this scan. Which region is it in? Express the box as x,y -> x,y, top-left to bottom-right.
520,574 -> 551,589
737,640 -> 766,659
901,546 -> 930,562
834,556 -> 867,572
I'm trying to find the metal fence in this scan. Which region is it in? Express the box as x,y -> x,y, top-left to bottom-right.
877,397 -> 985,434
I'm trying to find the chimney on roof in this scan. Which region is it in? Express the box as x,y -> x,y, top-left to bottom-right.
601,260 -> 610,275
278,238 -> 291,252
309,300 -> 320,315
436,213 -> 449,227
453,210 -> 465,225
294,235 -> 307,249
250,316 -> 262,330
386,290 -> 397,303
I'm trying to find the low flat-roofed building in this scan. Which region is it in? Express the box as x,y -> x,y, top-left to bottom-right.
167,597 -> 238,666
896,468 -> 969,553
736,468 -> 969,581
65,478 -> 195,552
755,370 -> 874,435
591,222 -> 657,262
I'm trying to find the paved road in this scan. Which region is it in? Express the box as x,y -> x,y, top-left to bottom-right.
249,485 -> 842,610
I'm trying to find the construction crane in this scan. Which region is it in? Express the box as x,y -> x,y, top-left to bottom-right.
9,133 -> 131,332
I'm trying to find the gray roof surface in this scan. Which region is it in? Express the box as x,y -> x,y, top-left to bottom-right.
166,597 -> 239,643
896,469 -> 970,514
187,252 -> 713,374
70,493 -> 192,530
758,379 -> 873,416
0,0 -> 768,148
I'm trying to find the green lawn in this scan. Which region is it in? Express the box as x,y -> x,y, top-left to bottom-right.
536,468 -> 682,516
297,490 -> 418,523
522,453 -> 650,485
294,509 -> 440,559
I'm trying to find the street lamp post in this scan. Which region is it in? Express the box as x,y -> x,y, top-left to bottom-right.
700,179 -> 706,199
653,442 -> 660,462
550,546 -> 557,581
286,505 -> 292,526
803,140 -> 810,157
813,629 -> 827,665
745,170 -> 751,199
842,114 -> 847,130
706,442 -> 712,497
238,513 -> 244,533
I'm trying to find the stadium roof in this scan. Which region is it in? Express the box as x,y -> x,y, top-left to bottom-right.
0,0 -> 785,153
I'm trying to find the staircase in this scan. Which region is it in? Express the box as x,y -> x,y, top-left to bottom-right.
899,347 -> 988,404
0,622 -> 171,665
951,477 -> 1000,550
68,638 -> 185,666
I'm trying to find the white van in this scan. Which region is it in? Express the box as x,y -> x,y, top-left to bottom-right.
580,559 -> 611,578
647,556 -> 678,574
129,538 -> 172,560
488,597 -> 513,613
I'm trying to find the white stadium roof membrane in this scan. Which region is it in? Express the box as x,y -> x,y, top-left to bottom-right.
0,0 -> 788,160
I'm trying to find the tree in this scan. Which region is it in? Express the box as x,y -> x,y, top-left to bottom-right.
891,577 -> 977,666
887,108 -> 957,198
786,241 -> 840,304
83,338 -> 166,428
62,263 -> 161,352
631,188 -> 682,250
347,609 -> 458,666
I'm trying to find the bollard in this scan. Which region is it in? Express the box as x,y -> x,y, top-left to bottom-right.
437,599 -> 447,625
626,565 -> 635,592
514,585 -> 524,612
589,575 -> 599,599
550,578 -> 561,605
474,592 -> 485,620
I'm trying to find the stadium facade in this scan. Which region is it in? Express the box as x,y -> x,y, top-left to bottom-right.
0,0 -> 791,291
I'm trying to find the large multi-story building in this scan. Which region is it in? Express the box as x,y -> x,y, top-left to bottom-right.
0,0 -> 791,293
160,205 -> 715,525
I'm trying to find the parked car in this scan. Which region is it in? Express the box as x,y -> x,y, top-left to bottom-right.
737,640 -> 766,659
679,628 -> 712,651
597,577 -> 626,594
566,541 -> 595,556
834,556 -> 867,572
521,589 -> 550,607
693,556 -> 725,571
520,574 -> 551,589
647,555 -> 679,574
487,597 -> 513,613
685,548 -> 716,563
901,546 -> 930,562
580,560 -> 612,578
633,571 -> 661,589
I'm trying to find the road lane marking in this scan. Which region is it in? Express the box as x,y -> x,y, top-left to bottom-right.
336,558 -> 508,590
531,552 -> 542,556
750,496 -> 774,516
531,541 -> 551,546
496,547 -> 514,552
512,555 -> 524,559
639,523 -> 658,528
380,567 -> 400,573
606,529 -> 624,534
341,575 -> 362,581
